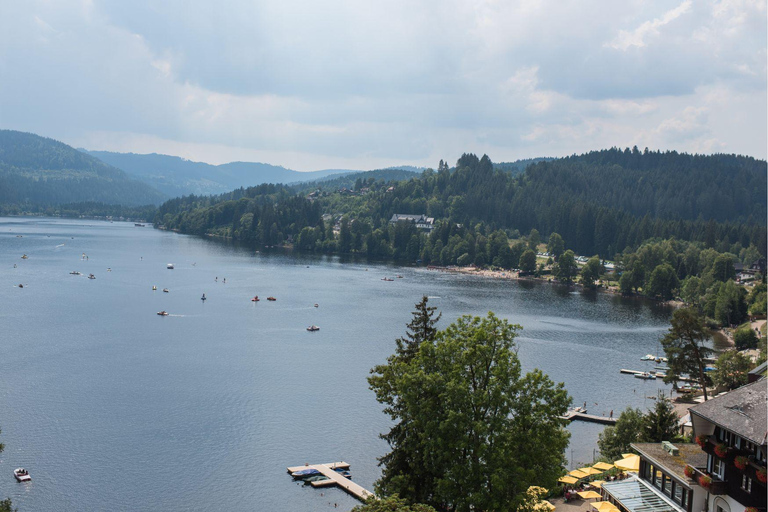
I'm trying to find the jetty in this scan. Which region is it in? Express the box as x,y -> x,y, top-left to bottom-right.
561,409 -> 617,425
620,368 -> 695,382
287,462 -> 375,502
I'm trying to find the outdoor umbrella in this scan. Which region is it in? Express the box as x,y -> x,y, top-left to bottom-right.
558,476 -> 579,485
579,467 -> 602,476
590,480 -> 605,488
592,462 -> 615,471
568,469 -> 590,479
614,454 -> 640,472
577,490 -> 602,500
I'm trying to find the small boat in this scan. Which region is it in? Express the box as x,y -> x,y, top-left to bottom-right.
634,372 -> 657,380
17,284 -> 23,288
167,263 -> 174,270
163,288 -> 169,293
293,467 -> 351,479
134,223 -> 145,227
267,297 -> 276,301
292,468 -> 321,477
152,285 -> 157,290
13,468 -> 30,482
201,294 -> 206,301
396,275 -> 403,278
107,268 -> 112,272
88,274 -> 96,279
251,296 -> 260,302
70,271 -> 82,275
381,277 -> 394,281
157,311 -> 169,316
21,255 -> 28,259
640,354 -> 656,361
314,303 -> 319,308
307,325 -> 320,332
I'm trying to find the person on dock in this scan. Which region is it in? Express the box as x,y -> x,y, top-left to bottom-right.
610,410 -> 613,419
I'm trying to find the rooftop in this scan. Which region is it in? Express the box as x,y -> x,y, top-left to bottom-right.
631,443 -> 707,482
688,380 -> 767,446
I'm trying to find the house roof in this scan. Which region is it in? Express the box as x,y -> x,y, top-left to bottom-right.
631,443 -> 707,483
688,380 -> 767,445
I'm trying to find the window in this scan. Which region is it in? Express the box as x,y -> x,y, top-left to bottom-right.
741,475 -> 752,493
673,482 -> 684,504
712,457 -> 725,479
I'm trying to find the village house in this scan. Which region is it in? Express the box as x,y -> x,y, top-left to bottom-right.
389,213 -> 435,231
600,380 -> 766,512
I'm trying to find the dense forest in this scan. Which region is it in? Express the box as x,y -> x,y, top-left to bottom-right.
155,149 -> 766,266
0,130 -> 166,207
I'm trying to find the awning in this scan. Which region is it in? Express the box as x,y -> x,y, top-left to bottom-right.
602,477 -> 685,512
569,469 -> 590,479
593,462 -> 615,471
558,476 -> 579,485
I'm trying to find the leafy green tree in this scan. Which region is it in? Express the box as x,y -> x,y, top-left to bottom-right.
528,228 -> 541,251
640,394 -> 679,442
661,308 -> 714,400
370,312 -> 570,511
547,233 -> 565,261
733,326 -> 759,350
647,263 -> 679,300
580,256 -> 602,289
714,280 -> 748,326
352,495 -> 436,512
711,351 -> 752,390
598,407 -> 643,461
0,499 -> 15,512
339,216 -> 352,253
519,249 -> 537,274
711,254 -> 736,282
747,281 -> 767,316
555,250 -> 578,283
619,271 -> 634,295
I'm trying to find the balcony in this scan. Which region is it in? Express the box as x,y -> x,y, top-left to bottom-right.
688,465 -> 728,495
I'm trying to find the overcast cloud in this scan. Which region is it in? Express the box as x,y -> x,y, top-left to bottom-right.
0,0 -> 765,170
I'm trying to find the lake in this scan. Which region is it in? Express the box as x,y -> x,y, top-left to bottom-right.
0,218 -> 676,511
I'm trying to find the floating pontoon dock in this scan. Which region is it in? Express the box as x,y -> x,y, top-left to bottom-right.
287,462 -> 375,502
560,409 -> 617,425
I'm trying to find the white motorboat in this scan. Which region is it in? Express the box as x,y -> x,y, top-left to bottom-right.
634,372 -> 657,380
13,468 -> 30,482
167,263 -> 174,270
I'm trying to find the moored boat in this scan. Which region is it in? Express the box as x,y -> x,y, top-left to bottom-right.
307,325 -> 320,332
267,297 -> 276,301
163,288 -> 169,293
634,372 -> 657,380
13,468 -> 30,482
167,263 -> 174,270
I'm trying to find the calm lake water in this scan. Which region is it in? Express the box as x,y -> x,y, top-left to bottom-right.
0,218 -> 677,511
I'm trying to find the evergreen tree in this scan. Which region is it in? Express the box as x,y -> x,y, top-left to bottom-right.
640,394 -> 679,442
661,308 -> 714,400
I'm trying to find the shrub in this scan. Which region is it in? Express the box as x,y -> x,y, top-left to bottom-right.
698,474 -> 712,489
734,456 -> 748,470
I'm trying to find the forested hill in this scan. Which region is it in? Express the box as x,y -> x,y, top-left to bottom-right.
0,130 -> 166,207
85,150 -> 355,197
155,149 -> 766,262
524,148 -> 766,223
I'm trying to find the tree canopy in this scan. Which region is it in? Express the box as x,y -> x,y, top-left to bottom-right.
661,308 -> 714,400
369,310 -> 570,511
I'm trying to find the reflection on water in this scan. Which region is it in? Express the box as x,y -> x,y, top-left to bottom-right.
0,218 -> 677,511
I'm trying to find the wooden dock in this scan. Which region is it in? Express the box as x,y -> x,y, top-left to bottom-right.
561,409 -> 617,425
287,462 -> 375,502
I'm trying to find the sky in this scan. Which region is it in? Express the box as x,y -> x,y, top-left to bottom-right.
1,0 -> 765,171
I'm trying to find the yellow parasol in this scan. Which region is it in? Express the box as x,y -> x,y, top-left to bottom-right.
614,454 -> 640,472
590,480 -> 605,488
592,462 -> 615,471
579,467 -> 602,476
592,501 -> 619,512
577,490 -> 602,500
558,476 -> 579,485
568,469 -> 590,479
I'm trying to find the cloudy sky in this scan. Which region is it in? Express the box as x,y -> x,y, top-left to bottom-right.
1,0 -> 765,171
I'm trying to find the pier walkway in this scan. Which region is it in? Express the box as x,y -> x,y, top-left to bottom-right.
287,462 -> 375,502
561,410 -> 617,425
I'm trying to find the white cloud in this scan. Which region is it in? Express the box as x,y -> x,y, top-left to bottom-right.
0,0 -> 764,170
607,0 -> 693,51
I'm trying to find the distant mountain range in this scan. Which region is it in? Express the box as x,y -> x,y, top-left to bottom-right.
83,150 -> 367,197
0,130 -> 166,207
